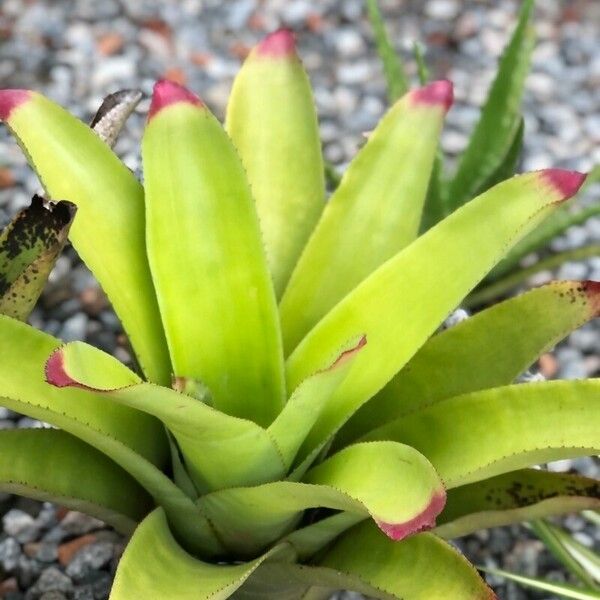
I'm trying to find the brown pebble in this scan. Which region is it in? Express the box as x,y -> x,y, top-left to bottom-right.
79,286 -> 108,316
538,353 -> 558,378
0,167 -> 15,189
23,542 -> 40,558
163,67 -> 186,85
57,534 -> 97,566
0,577 -> 18,594
97,32 -> 124,56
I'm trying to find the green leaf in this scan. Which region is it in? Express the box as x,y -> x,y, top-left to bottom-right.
268,335 -> 366,470
316,522 -> 495,599
286,170 -> 586,464
485,165 -> 600,283
531,520 -> 599,590
0,428 -> 151,533
366,0 -> 409,102
49,340 -> 286,494
363,379 -> 600,488
0,89 -> 171,384
280,81 -> 452,353
480,567 -> 600,600
339,280 -> 600,445
198,442 -> 445,557
226,30 -> 325,297
90,89 -> 142,148
447,0 -> 535,209
110,508 -> 286,599
413,42 -> 430,86
0,195 -> 75,320
142,80 -> 284,426
0,317 -> 220,555
435,469 -> 600,539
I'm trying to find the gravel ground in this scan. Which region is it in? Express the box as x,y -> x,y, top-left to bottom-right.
0,1 -> 598,598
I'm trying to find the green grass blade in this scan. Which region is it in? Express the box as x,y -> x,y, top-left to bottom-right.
480,567 -> 600,600
0,428 -> 152,534
435,470 -> 600,540
413,42 -> 430,86
287,170 -> 586,464
365,0 -> 409,102
339,280 -> 600,445
142,80 -> 285,426
0,89 -> 171,384
363,379 -> 600,489
531,520 -> 598,590
0,195 -> 75,320
447,0 -> 535,209
226,30 -> 325,297
281,82 -> 452,353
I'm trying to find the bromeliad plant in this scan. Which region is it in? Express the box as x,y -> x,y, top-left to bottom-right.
0,29 -> 598,599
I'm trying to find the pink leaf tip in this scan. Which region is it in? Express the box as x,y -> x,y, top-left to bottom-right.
148,79 -> 204,120
376,489 -> 446,541
0,89 -> 32,121
582,280 -> 600,317
410,80 -> 454,112
541,169 -> 587,201
255,28 -> 297,57
45,348 -> 74,388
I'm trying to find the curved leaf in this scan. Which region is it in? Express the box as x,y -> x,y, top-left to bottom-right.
0,89 -> 170,384
90,89 -> 142,148
436,469 -> 600,539
363,379 -> 600,488
286,170 -> 586,464
142,80 -> 284,426
0,428 -> 151,534
110,508 -> 286,600
226,30 -> 325,296
48,341 -> 286,494
0,195 -> 75,320
447,0 -> 535,209
314,522 -> 495,599
340,280 -> 600,445
0,317 -> 220,555
199,442 -> 445,556
281,81 -> 452,353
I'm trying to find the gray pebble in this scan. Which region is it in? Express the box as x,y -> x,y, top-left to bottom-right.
3,510 -> 40,544
32,567 -> 73,595
60,513 -> 105,537
0,536 -> 22,571
66,543 -> 114,581
59,313 -> 88,343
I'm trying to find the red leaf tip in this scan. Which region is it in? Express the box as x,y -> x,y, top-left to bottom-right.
0,89 -> 32,121
256,28 -> 297,57
148,79 -> 204,120
376,488 -> 446,541
410,80 -> 454,112
541,169 -> 587,201
45,348 -> 74,388
582,280 -> 600,317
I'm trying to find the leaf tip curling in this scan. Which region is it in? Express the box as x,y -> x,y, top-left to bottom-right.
255,28 -> 297,57
0,89 -> 32,121
540,169 -> 587,201
45,347 -> 76,388
375,488 -> 446,541
410,80 -> 454,112
148,79 -> 204,120
582,280 -> 600,317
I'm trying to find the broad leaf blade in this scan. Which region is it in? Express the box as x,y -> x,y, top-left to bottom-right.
281,81 -> 452,353
0,90 -> 170,384
436,470 -> 600,539
49,341 -> 286,494
110,508 -> 280,600
226,30 -> 325,297
142,80 -> 285,426
287,170 -> 586,463
447,0 -> 535,209
90,89 -> 142,148
366,0 -> 409,102
0,428 -> 151,533
316,522 -> 496,599
0,195 -> 75,320
199,442 -> 445,556
363,379 -> 600,488
340,280 -> 600,445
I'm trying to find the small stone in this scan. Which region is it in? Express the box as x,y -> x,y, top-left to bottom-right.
73,586 -> 95,600
17,554 -> 43,589
39,592 -> 68,600
334,29 -> 365,58
59,313 -> 88,342
58,535 -> 97,567
60,513 -> 104,537
66,542 -> 114,581
0,537 -> 21,572
33,567 -> 73,595
36,542 -> 59,564
3,509 -> 40,544
425,0 -> 460,20
538,353 -> 558,378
